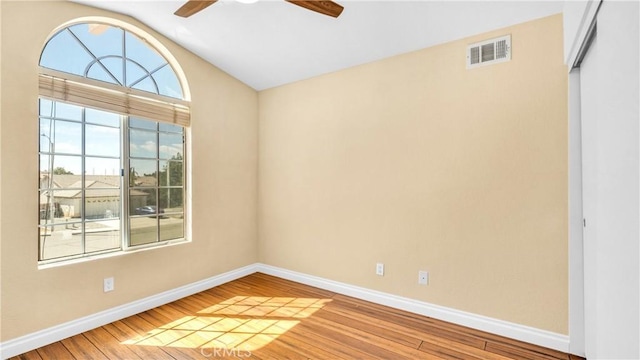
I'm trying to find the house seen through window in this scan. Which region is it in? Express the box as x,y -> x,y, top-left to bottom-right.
38,21 -> 189,262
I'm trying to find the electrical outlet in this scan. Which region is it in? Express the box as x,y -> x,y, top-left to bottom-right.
103,277 -> 115,292
376,263 -> 384,276
418,271 -> 429,285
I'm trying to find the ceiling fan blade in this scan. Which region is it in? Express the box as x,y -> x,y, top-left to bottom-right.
285,0 -> 344,18
174,0 -> 218,18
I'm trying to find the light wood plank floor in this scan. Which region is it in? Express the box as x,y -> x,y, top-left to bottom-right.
12,273 -> 584,360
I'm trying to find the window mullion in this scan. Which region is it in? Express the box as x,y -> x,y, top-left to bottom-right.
81,107 -> 87,255
156,129 -> 161,243
123,115 -> 131,249
122,30 -> 127,88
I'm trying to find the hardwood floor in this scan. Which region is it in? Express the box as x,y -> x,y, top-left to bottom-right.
11,273 -> 583,360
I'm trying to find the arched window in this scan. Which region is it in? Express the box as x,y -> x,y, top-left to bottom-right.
38,19 -> 189,263
40,23 -> 184,99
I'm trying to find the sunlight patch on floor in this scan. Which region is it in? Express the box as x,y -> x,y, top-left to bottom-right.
122,296 -> 331,352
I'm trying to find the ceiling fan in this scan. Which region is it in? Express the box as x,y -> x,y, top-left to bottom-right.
174,0 -> 344,18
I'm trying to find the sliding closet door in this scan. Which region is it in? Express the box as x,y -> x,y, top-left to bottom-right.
578,34 -> 597,359
579,1 -> 640,357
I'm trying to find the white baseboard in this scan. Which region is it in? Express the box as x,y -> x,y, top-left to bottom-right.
255,263 -> 570,353
0,264 -> 258,359
1,262 -> 570,358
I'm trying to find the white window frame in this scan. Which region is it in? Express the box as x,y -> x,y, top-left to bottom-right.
38,19 -> 191,265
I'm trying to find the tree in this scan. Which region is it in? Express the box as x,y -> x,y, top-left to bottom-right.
129,167 -> 139,187
53,167 -> 73,175
158,153 -> 183,209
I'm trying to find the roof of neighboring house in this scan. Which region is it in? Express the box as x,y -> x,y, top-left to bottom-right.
40,176 -> 148,203
135,176 -> 157,187
41,174 -> 121,188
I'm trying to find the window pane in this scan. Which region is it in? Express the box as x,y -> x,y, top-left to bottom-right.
86,189 -> 121,220
159,123 -> 183,133
38,129 -> 52,154
85,157 -> 121,177
40,190 -> 82,225
86,108 -> 120,127
130,189 -> 156,215
85,220 -> 120,253
159,188 -> 183,212
40,224 -> 83,260
127,113 -> 185,248
38,101 -> 129,261
125,31 -> 166,72
130,216 -> 158,246
39,155 -> 82,186
130,118 -> 157,130
159,132 -> 183,160
153,64 -> 183,99
159,160 -> 183,187
130,159 -> 157,186
40,120 -> 82,155
86,124 -> 120,157
39,99 -> 53,117
130,129 -> 157,158
54,102 -> 84,121
40,29 -> 94,77
160,214 -> 184,241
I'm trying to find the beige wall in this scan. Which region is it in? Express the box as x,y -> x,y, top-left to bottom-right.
0,1 -> 258,340
259,14 -> 568,334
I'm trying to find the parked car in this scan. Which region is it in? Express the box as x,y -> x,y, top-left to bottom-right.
134,206 -> 164,215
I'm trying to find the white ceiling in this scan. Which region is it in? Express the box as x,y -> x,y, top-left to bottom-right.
72,0 -> 564,90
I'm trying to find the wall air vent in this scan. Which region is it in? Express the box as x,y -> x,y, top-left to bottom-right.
467,35 -> 511,69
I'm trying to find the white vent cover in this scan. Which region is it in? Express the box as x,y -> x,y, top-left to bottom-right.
467,35 -> 511,69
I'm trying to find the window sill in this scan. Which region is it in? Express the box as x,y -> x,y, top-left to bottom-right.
37,238 -> 191,270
